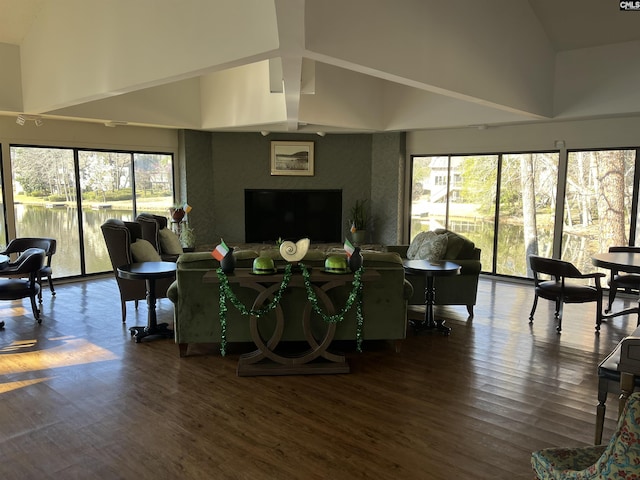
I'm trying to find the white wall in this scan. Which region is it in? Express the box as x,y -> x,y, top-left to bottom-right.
407,115 -> 640,154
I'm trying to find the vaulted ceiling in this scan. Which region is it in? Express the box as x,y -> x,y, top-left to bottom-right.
0,0 -> 639,133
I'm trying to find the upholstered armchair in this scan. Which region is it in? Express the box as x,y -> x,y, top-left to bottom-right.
101,219 -> 173,322
531,391 -> 640,479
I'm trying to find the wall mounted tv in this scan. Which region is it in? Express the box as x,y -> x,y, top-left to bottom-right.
244,189 -> 342,243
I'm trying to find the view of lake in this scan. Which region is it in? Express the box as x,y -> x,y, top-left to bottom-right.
12,204 -> 145,278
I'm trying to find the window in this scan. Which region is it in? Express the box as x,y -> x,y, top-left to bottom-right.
410,151 -> 562,278
410,155 -> 498,272
10,146 -> 174,278
496,153 -> 559,276
564,149 -> 636,273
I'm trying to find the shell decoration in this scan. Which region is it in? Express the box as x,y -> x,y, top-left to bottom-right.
279,238 -> 310,263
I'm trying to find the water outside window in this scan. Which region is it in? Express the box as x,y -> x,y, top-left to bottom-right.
496,153 -> 558,277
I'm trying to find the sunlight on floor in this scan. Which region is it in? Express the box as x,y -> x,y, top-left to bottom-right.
0,336 -> 119,376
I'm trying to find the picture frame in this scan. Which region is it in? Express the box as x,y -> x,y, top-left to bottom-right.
270,141 -> 314,176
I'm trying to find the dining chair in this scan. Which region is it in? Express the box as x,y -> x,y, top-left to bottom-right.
0,237 -> 57,303
528,255 -> 605,333
0,247 -> 46,328
605,246 -> 640,314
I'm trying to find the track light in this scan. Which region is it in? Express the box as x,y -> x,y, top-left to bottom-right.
316,131 -> 326,137
16,114 -> 43,126
104,121 -> 128,128
260,131 -> 270,136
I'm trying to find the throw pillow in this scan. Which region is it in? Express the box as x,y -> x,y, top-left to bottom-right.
416,233 -> 448,261
158,228 -> 184,255
130,239 -> 162,262
406,231 -> 430,259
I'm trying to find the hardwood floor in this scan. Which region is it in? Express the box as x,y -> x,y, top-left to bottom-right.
0,275 -> 637,479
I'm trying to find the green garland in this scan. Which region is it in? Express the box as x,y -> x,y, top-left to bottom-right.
215,263 -> 365,356
299,263 -> 365,352
217,263 -> 292,356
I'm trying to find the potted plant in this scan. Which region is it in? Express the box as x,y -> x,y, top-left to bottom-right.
349,199 -> 370,244
179,224 -> 196,249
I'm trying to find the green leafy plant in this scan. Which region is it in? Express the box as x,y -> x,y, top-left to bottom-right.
350,199 -> 370,231
179,224 -> 196,248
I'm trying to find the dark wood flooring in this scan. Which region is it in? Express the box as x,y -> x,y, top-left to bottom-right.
0,275 -> 636,479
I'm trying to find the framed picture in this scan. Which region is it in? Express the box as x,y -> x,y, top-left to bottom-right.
270,141 -> 314,176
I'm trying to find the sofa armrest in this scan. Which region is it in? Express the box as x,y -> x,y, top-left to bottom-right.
403,279 -> 414,300
386,245 -> 409,258
452,259 -> 482,276
620,336 -> 640,373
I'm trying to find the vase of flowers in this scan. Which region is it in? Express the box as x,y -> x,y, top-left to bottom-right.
169,205 -> 186,223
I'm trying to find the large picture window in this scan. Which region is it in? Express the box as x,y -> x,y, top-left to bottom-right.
9,146 -> 174,278
411,151 -> 562,278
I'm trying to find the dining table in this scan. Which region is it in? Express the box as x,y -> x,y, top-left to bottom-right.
592,251 -> 640,324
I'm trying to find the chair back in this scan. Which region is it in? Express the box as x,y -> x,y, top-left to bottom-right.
101,219 -> 142,270
529,255 -> 583,281
135,213 -> 167,253
101,219 -> 148,307
2,237 -> 56,267
2,247 -> 46,281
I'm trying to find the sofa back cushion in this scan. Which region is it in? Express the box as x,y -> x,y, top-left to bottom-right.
434,229 -> 476,259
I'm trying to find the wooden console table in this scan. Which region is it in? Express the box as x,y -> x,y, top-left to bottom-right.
203,267 -> 379,376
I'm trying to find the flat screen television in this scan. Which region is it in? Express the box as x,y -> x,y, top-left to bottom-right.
244,189 -> 342,243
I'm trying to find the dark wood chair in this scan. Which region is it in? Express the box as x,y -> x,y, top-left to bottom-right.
605,246 -> 640,313
0,237 -> 56,303
528,255 -> 605,333
101,219 -> 173,322
0,247 -> 46,328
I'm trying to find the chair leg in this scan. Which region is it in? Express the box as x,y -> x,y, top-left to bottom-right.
30,294 -> 41,323
529,295 -> 539,323
466,304 -> 474,318
595,376 -> 608,445
37,274 -> 43,303
48,275 -> 56,296
596,296 -> 603,332
606,286 -> 617,313
121,301 -> 127,323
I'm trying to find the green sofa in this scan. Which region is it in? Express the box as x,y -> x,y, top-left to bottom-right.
167,249 -> 412,357
386,229 -> 482,317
